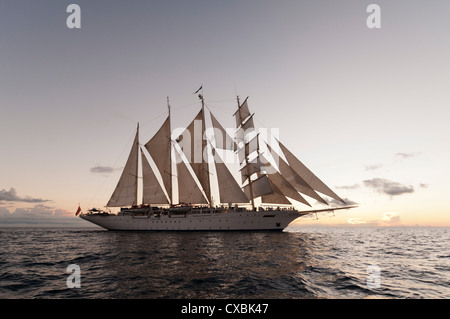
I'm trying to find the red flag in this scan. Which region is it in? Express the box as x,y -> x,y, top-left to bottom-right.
75,205 -> 81,216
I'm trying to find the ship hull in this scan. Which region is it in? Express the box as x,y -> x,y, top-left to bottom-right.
80,209 -> 301,231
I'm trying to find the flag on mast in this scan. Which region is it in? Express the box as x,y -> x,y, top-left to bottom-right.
75,205 -> 81,216
194,85 -> 203,94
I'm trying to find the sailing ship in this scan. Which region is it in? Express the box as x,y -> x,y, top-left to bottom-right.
80,92 -> 356,231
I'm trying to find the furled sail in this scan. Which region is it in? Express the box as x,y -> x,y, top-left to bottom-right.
277,140 -> 346,204
141,148 -> 169,205
144,116 -> 172,203
106,127 -> 139,207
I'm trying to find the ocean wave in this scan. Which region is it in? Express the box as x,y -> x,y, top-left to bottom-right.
0,227 -> 448,299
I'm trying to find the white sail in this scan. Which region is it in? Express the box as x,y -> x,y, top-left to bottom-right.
141,148 -> 169,205
278,140 -> 346,204
175,148 -> 208,204
235,97 -> 265,209
261,179 -> 291,205
233,97 -> 251,128
264,164 -> 311,206
237,133 -> 259,164
144,116 -> 172,203
79,93 -> 358,233
243,174 -> 273,200
210,112 -> 236,151
212,148 -> 248,204
106,127 -> 139,207
177,109 -> 203,166
266,143 -> 328,205
235,114 -> 255,144
176,109 -> 211,203
239,155 -> 264,184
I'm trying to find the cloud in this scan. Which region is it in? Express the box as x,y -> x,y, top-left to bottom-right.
90,166 -> 119,174
0,188 -> 49,203
0,204 -> 86,227
328,197 -> 358,207
346,212 -> 402,227
0,206 -> 11,217
363,178 -> 414,197
396,152 -> 421,159
380,212 -> 401,225
364,164 -> 383,171
419,183 -> 429,189
336,184 -> 360,190
347,218 -> 366,225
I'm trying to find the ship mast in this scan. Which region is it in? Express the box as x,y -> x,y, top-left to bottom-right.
137,122 -> 140,206
167,96 -> 173,205
237,96 -> 255,210
198,92 -> 213,207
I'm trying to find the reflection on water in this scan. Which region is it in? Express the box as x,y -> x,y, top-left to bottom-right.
102,231 -> 314,298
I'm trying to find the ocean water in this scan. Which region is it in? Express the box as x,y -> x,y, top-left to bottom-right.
0,226 -> 448,299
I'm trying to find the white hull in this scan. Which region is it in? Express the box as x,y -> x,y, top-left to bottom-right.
80,208 -> 301,231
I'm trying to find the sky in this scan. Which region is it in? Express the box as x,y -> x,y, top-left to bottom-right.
1,0 -> 449,227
